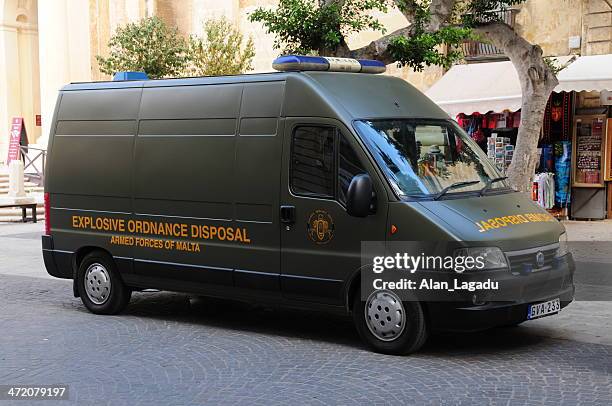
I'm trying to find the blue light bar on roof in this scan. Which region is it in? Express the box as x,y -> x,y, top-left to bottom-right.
112,71 -> 149,81
273,55 -> 386,74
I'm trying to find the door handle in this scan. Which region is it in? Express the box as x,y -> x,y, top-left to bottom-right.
280,205 -> 296,224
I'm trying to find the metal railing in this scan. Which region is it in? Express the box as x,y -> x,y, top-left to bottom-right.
461,9 -> 518,61
20,146 -> 46,185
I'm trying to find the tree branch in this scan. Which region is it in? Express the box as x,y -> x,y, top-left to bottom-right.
473,22 -> 558,95
348,1 -> 417,63
393,0 -> 456,31
350,0 -> 457,64
428,0 -> 456,31
318,0 -> 345,7
393,0 -> 418,24
349,26 -> 411,64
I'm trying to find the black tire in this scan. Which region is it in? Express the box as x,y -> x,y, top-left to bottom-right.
77,251 -> 131,315
352,289 -> 428,355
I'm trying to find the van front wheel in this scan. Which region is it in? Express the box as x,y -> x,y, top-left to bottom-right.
353,289 -> 428,355
77,251 -> 131,315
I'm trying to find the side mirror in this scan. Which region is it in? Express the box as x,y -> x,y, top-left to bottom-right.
346,174 -> 373,217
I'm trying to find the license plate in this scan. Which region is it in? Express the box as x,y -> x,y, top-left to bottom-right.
527,298 -> 560,320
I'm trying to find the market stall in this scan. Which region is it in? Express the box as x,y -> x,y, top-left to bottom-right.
555,54 -> 612,219
426,55 -> 612,220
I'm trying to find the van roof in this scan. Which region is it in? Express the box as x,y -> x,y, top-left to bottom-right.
61,71 -> 292,91
61,71 -> 449,120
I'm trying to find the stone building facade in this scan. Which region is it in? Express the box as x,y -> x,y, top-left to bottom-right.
0,0 -> 611,160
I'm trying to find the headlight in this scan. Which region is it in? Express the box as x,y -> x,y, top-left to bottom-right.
454,246 -> 508,271
557,232 -> 569,257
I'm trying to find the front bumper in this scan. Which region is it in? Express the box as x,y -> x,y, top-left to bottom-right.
427,253 -> 575,332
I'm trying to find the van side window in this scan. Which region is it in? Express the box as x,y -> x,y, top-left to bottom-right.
291,126 -> 335,198
338,135 -> 367,205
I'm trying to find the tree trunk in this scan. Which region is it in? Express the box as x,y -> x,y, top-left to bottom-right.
474,22 -> 558,192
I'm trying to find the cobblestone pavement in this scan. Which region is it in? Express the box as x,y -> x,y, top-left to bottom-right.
1,274 -> 611,406
1,223 -> 612,405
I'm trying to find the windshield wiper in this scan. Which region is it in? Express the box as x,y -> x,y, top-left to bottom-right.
434,180 -> 481,200
479,176 -> 508,196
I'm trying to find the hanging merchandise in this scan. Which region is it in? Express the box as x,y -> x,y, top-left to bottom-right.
539,144 -> 554,172
543,92 -> 572,142
456,113 -> 469,128
533,173 -> 556,209
511,110 -> 521,128
554,141 -> 571,207
467,113 -> 485,144
457,111 -> 520,156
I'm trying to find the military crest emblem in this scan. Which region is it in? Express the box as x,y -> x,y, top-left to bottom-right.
307,210 -> 335,244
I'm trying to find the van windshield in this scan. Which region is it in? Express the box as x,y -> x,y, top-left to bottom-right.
354,119 -> 509,198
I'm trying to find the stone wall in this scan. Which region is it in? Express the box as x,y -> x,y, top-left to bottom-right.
514,0 -> 584,57
582,0 -> 612,55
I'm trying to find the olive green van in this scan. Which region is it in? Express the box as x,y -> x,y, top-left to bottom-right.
42,56 -> 574,354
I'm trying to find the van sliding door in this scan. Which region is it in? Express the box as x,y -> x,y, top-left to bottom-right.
131,81 -> 284,297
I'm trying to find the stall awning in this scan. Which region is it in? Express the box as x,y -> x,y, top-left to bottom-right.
555,54 -> 612,93
425,56 -> 577,118
425,61 -> 521,118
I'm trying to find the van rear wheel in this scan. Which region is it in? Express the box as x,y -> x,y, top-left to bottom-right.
77,251 -> 131,315
352,289 -> 428,355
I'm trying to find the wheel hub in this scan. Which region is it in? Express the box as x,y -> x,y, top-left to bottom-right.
364,290 -> 406,341
84,263 -> 111,305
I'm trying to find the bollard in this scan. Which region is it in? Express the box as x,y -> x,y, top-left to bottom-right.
8,159 -> 26,197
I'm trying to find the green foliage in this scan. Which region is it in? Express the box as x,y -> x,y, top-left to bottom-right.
96,16 -> 189,79
97,16 -> 257,79
543,57 -> 564,75
389,27 -> 473,71
249,0 -> 528,72
390,1 -> 473,70
187,17 -> 255,76
249,0 -> 389,54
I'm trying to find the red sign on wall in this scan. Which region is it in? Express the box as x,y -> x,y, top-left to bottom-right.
35,114 -> 41,126
7,117 -> 28,164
